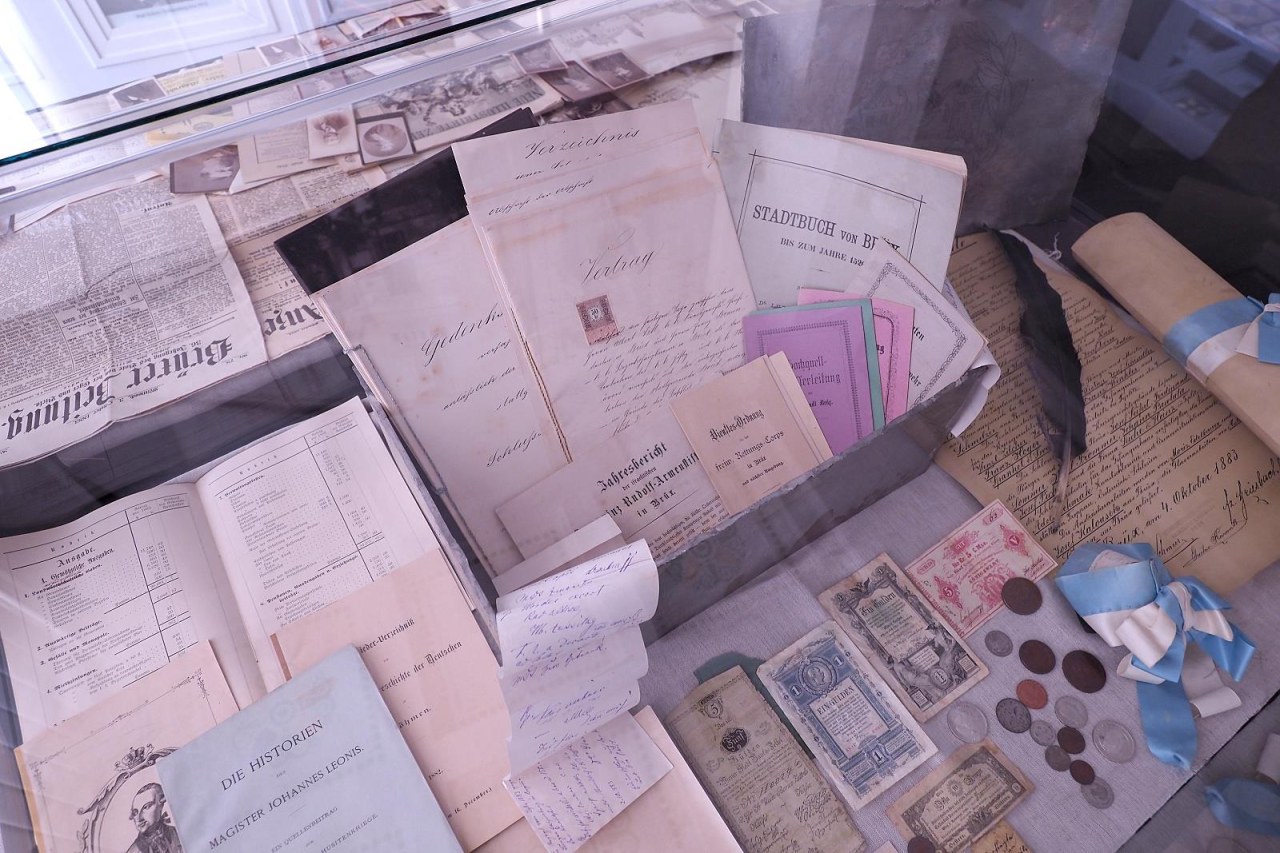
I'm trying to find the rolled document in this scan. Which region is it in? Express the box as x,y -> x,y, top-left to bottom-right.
1074,213 -> 1280,457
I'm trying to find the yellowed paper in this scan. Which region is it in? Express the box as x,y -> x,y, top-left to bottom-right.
273,555 -> 519,851
477,706 -> 742,853
972,819 -> 1033,853
1073,213 -> 1280,457
935,232 -> 1280,592
16,643 -> 238,853
888,740 -> 1032,853
673,353 -> 833,515
666,666 -> 864,853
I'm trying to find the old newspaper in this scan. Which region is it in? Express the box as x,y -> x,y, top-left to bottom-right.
0,177 -> 266,468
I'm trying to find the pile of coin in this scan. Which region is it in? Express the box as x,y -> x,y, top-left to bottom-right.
974,577 -> 1143,811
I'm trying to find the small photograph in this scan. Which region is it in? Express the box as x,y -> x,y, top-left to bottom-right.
582,51 -> 651,90
512,39 -> 567,74
473,18 -> 523,40
686,0 -> 738,16
356,112 -> 413,164
542,94 -> 632,124
296,67 -> 371,99
308,108 -> 359,158
734,0 -> 774,17
110,78 -> 165,108
258,36 -> 306,66
540,62 -> 612,102
297,26 -> 351,53
170,144 -> 239,194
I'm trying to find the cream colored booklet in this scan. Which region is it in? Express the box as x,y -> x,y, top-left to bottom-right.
714,119 -> 966,305
672,353 -> 833,515
820,553 -> 988,722
666,666 -> 865,853
273,554 -> 520,851
16,642 -> 238,853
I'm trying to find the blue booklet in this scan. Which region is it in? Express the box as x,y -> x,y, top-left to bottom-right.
158,645 -> 461,852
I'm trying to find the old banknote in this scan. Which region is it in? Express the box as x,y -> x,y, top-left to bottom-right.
820,553 -> 987,721
760,622 -> 936,809
888,740 -> 1033,853
666,665 -> 865,853
903,500 -> 1056,636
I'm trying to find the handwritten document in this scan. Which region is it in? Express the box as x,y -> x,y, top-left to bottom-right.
504,714 -> 672,853
460,106 -> 757,452
936,233 -> 1280,591
478,706 -> 739,853
496,542 -> 666,852
315,219 -> 569,573
666,665 -> 866,853
496,540 -> 658,771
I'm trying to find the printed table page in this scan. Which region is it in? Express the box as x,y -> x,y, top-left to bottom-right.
0,485 -> 260,739
196,398 -> 442,689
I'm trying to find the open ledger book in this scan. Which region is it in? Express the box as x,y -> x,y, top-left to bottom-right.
0,398 -> 443,739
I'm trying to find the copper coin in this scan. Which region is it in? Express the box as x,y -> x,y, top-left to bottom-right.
1019,639 -> 1056,674
996,698 -> 1032,733
1016,679 -> 1048,710
1058,726 -> 1086,754
1002,577 -> 1042,615
1062,650 -> 1107,693
1045,744 -> 1071,771
985,630 -> 1013,657
907,836 -> 936,853
1070,759 -> 1096,785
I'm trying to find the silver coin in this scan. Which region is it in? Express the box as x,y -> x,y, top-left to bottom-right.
1029,719 -> 1057,746
985,630 -> 1013,657
996,698 -> 1032,733
946,701 -> 989,743
1081,777 -> 1114,809
1092,719 -> 1137,763
1055,695 -> 1088,728
1045,744 -> 1071,771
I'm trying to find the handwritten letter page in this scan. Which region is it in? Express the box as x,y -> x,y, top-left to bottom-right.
936,233 -> 1280,591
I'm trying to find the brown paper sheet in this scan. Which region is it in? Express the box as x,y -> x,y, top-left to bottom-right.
1073,212 -> 1280,457
935,232 -> 1280,591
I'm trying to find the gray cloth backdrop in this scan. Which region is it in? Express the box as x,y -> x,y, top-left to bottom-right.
641,465 -> 1280,852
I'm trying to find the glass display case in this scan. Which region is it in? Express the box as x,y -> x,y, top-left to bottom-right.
0,0 -> 1278,851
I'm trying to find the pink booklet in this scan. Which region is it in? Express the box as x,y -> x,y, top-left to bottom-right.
798,288 -> 914,423
742,302 -> 883,455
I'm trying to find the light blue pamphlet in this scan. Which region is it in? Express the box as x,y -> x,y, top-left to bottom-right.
158,645 -> 460,852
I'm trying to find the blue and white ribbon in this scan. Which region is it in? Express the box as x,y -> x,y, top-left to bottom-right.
1205,733 -> 1280,836
1055,543 -> 1255,769
1164,297 -> 1261,381
1259,295 -> 1280,365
